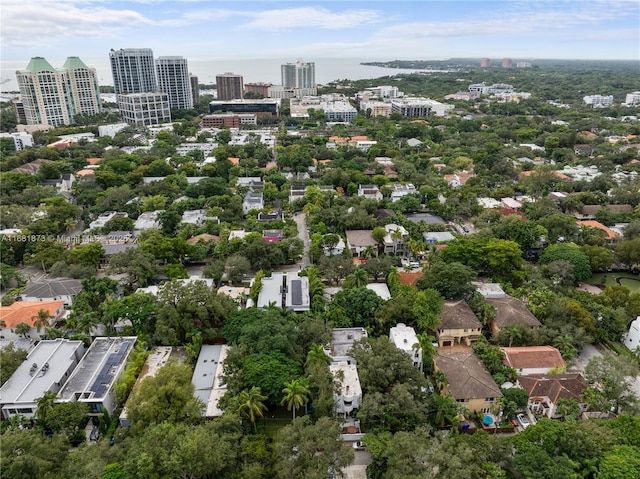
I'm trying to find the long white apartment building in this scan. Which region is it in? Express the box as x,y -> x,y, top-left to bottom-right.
0,339 -> 84,419
58,337 -> 137,416
583,95 -> 614,107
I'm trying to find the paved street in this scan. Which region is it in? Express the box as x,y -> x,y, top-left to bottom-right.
293,212 -> 311,267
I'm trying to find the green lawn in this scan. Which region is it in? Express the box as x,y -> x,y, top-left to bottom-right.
259,406 -> 301,438
588,273 -> 640,294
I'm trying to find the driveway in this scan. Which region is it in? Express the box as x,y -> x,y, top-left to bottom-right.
292,212 -> 311,267
342,451 -> 372,479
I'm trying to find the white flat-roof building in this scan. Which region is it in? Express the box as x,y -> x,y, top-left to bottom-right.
58,336 -> 137,416
98,122 -> 129,138
191,345 -> 230,417
423,232 -> 455,244
583,95 -> 614,107
255,272 -> 310,312
133,210 -> 163,236
89,211 -> 129,230
326,328 -> 368,359
389,183 -> 417,202
0,132 -> 34,151
389,323 -> 421,369
366,283 -> 391,300
0,339 -> 84,419
623,317 -> 640,352
330,359 -> 362,417
624,92 -> 640,106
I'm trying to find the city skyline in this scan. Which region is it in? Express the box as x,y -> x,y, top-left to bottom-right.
1,1 -> 638,63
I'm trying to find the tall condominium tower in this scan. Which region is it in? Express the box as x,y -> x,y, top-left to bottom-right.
281,59 -> 315,89
109,48 -> 157,94
16,56 -> 101,126
216,73 -> 244,100
109,47 -> 170,125
156,56 -> 192,109
189,74 -> 200,105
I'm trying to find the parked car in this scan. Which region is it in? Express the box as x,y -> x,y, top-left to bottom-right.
517,413 -> 530,429
353,441 -> 365,450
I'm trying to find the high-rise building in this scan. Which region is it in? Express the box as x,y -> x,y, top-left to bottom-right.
480,58 -> 491,67
156,56 -> 192,109
281,60 -> 315,89
501,58 -> 513,68
190,74 -> 200,105
216,73 -> 244,100
109,48 -> 170,125
109,48 -> 157,95
16,56 -> 101,126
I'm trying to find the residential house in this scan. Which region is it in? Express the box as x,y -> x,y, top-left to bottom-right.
181,209 -> 219,227
323,235 -> 346,256
257,211 -> 284,222
186,234 -> 220,245
191,345 -> 230,418
383,224 -> 409,256
434,351 -> 503,414
19,279 -> 82,306
133,210 -> 163,237
345,230 -> 377,257
57,336 -> 137,416
288,185 -> 306,203
325,328 -> 368,360
0,339 -> 84,420
576,220 -> 620,243
236,177 -> 264,191
398,271 -> 423,288
501,346 -> 566,375
574,144 -> 595,156
136,278 -> 214,297
437,300 -> 483,348
366,283 -> 391,300
623,317 -> 640,352
519,373 -> 588,419
89,211 -> 129,230
574,204 -> 633,220
389,183 -> 417,202
423,232 -> 455,245
389,323 -> 421,369
254,272 -> 310,312
444,170 -> 475,187
243,192 -> 264,214
357,184 -> 383,201
486,295 -> 542,336
330,359 -> 362,417
263,229 -> 283,243
0,301 -> 66,341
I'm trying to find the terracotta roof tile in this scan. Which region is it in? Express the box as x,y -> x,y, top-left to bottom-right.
0,301 -> 65,328
501,346 -> 565,370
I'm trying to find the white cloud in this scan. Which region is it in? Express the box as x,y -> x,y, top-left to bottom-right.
177,5 -> 384,30
0,1 -> 152,47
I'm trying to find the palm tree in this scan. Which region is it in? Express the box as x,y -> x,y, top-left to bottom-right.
430,393 -> 465,429
31,308 -> 52,333
305,344 -> 331,374
36,391 -> 58,429
552,334 -> 578,360
235,387 -> 268,433
413,332 -> 438,372
405,238 -> 423,261
362,245 -> 377,260
281,378 -> 311,420
344,267 -> 369,288
15,322 -> 31,338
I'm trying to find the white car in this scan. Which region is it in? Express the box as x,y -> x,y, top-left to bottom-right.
352,441 -> 365,450
517,413 -> 530,429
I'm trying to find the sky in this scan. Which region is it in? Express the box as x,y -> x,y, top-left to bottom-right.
1,0 -> 639,63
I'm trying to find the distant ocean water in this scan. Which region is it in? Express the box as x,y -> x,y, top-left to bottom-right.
0,57 -> 429,92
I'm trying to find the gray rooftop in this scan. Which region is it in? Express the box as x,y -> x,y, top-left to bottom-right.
329,328 -> 368,358
58,337 -> 136,401
0,339 -> 84,405
191,345 -> 229,417
20,279 -> 83,300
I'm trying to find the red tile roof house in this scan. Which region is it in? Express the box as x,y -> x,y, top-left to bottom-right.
0,301 -> 66,341
518,373 -> 588,419
501,346 -> 566,375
